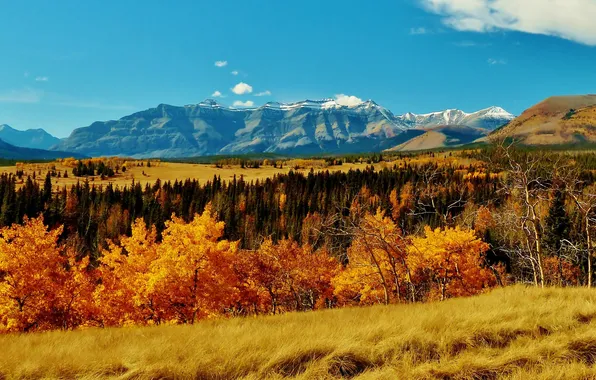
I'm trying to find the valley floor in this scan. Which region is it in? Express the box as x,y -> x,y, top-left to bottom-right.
0,152 -> 472,189
0,160 -> 380,189
2,286 -> 596,379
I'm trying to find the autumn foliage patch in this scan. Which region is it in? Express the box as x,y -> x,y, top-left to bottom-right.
0,207 -> 500,333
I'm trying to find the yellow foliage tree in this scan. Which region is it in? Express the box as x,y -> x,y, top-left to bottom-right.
97,206 -> 238,325
408,226 -> 497,301
149,209 -> 238,323
333,210 -> 413,306
95,220 -> 160,326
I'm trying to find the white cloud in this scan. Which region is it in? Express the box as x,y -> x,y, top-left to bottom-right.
487,58 -> 507,65
0,88 -> 42,103
420,0 -> 596,46
231,70 -> 239,76
334,94 -> 364,107
212,90 -> 223,97
254,90 -> 271,97
214,60 -> 228,67
233,100 -> 255,107
410,27 -> 430,35
35,76 -> 49,82
231,82 -> 253,95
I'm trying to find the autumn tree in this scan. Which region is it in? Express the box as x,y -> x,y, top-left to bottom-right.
333,209 -> 413,306
236,238 -> 338,315
496,143 -> 553,287
95,219 -> 160,326
408,226 -> 499,301
552,157 -> 596,286
97,206 -> 238,325
151,209 -> 238,323
0,217 -> 93,333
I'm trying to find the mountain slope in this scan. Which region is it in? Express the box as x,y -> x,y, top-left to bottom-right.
53,100 -> 513,158
0,138 -> 83,160
386,125 -> 489,152
490,95 -> 596,145
0,125 -> 61,150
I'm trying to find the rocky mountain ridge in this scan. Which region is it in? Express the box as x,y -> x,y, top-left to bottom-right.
50,99 -> 515,158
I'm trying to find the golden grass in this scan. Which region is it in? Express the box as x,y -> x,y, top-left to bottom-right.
0,154 -> 474,191
3,286 -> 596,379
0,161 -> 372,190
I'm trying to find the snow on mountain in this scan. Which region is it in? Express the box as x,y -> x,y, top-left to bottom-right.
397,106 -> 515,130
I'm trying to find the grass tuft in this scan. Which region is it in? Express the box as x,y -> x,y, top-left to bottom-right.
266,348 -> 330,377
327,352 -> 372,378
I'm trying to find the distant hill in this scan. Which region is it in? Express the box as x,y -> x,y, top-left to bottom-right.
385,125 -> 489,152
0,138 -> 83,160
490,95 -> 596,145
51,100 -> 514,158
0,125 -> 61,150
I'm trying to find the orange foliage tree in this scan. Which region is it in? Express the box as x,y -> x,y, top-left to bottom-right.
235,239 -> 338,315
0,217 -> 93,333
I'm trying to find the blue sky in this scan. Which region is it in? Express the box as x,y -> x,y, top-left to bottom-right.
1,0 -> 596,137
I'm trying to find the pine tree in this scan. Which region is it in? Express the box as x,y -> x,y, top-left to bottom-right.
544,188 -> 571,255
43,172 -> 52,203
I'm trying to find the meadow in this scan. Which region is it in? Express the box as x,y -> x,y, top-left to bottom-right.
2,286 -> 596,379
0,152 -> 470,189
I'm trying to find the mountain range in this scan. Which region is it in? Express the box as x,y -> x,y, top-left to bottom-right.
46,99 -> 515,158
7,94 -> 596,158
0,124 -> 61,150
0,139 -> 84,160
0,125 -> 79,160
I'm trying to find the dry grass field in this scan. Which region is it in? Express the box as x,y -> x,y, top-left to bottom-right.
0,153 -> 472,190
3,285 -> 596,379
0,160 -> 366,190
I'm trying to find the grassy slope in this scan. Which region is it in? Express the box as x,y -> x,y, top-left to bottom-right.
491,95 -> 596,145
3,286 -> 596,379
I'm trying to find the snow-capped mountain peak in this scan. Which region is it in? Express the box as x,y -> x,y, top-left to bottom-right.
196,99 -> 224,108
397,106 -> 514,130
473,106 -> 514,118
